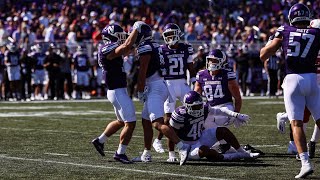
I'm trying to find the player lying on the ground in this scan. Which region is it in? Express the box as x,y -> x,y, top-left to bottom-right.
167,91 -> 259,163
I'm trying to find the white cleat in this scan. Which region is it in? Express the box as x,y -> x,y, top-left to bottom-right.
152,139 -> 165,153
178,144 -> 191,166
132,153 -> 152,162
276,112 -> 288,134
241,152 -> 260,159
166,156 -> 178,163
295,164 -> 313,179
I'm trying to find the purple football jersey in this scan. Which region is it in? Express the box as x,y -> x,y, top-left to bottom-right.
160,43 -> 194,80
32,53 -> 46,70
275,24 -> 320,74
196,68 -> 236,106
73,52 -> 90,71
136,40 -> 164,78
170,105 -> 209,141
5,51 -> 20,66
98,42 -> 127,90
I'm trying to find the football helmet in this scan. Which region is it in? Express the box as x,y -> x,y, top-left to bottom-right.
101,24 -> 127,44
183,91 -> 204,117
132,23 -> 152,47
6,42 -> 17,52
288,3 -> 311,25
162,23 -> 183,46
310,19 -> 320,28
206,49 -> 226,71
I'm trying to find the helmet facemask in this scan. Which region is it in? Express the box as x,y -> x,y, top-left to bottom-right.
163,29 -> 181,46
206,56 -> 224,71
185,100 -> 204,117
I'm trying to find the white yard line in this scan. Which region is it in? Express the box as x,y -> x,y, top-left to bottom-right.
0,154 -> 225,180
44,153 -> 69,156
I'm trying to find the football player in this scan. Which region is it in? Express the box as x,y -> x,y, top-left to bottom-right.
152,23 -> 196,160
72,46 -> 92,99
130,22 -> 191,166
4,41 -> 21,101
91,23 -> 139,163
169,91 -> 259,162
30,44 -> 47,100
260,3 -> 320,178
194,48 -> 243,128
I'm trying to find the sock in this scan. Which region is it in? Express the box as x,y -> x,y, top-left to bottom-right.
299,152 -> 311,166
117,144 -> 127,154
143,149 -> 151,155
310,124 -> 320,142
176,141 -> 184,149
98,133 -> 107,143
223,152 -> 242,160
169,151 -> 175,158
236,147 -> 247,153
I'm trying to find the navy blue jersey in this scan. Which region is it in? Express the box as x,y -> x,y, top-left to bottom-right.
160,43 -> 194,80
170,105 -> 209,141
32,52 -> 46,70
98,43 -> 127,90
5,51 -> 20,66
136,40 -> 164,78
275,24 -> 320,74
196,68 -> 236,106
73,52 -> 90,71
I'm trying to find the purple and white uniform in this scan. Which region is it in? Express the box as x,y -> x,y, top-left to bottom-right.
4,50 -> 20,81
98,42 -> 136,122
161,43 -> 194,113
170,105 -> 237,160
275,24 -> 320,121
32,52 -> 47,85
196,68 -> 236,128
136,40 -> 169,121
73,52 -> 91,86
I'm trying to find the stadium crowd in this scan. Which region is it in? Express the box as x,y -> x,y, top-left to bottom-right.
0,0 -> 319,101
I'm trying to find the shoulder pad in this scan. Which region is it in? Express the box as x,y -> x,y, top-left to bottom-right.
137,43 -> 152,55
99,43 -> 118,55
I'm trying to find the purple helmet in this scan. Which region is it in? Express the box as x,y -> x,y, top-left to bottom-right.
132,23 -> 153,47
183,91 -> 204,117
206,49 -> 226,71
288,3 -> 311,25
162,23 -> 183,46
101,24 -> 127,44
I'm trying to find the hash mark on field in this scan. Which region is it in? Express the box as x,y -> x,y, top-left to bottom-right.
0,155 -> 224,180
44,153 -> 69,156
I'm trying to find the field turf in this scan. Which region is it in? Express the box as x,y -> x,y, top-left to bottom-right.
0,98 -> 319,180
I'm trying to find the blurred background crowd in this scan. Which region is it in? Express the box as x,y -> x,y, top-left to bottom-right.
0,0 -> 319,101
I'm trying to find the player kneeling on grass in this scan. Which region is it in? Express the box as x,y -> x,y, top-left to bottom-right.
167,91 -> 259,163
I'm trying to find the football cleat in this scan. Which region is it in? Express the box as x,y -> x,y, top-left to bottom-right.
113,152 -> 132,164
240,152 -> 260,160
132,153 -> 152,162
178,144 -> 191,166
166,156 -> 179,163
152,139 -> 165,153
243,144 -> 265,155
308,141 -> 316,159
91,138 -> 105,156
295,164 -> 313,179
287,141 -> 298,155
276,112 -> 288,134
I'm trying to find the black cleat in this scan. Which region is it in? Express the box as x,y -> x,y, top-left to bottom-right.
113,152 -> 132,164
243,144 -> 265,155
308,141 -> 316,159
91,138 -> 105,156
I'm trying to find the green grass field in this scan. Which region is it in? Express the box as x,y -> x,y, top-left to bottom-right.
0,98 -> 319,180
